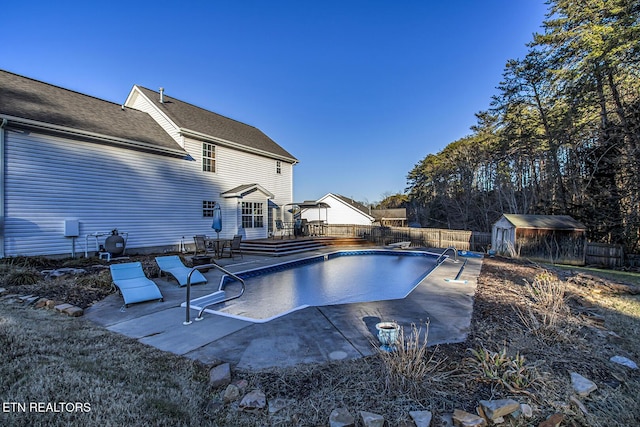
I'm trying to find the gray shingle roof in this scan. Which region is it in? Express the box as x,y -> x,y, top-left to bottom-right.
332,194 -> 372,217
0,69 -> 186,156
371,208 -> 407,220
503,214 -> 586,230
136,86 -> 297,162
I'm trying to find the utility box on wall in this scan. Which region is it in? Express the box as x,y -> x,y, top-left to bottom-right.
64,219 -> 80,237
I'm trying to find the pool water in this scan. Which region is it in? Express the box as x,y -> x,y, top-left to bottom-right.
193,250 -> 439,322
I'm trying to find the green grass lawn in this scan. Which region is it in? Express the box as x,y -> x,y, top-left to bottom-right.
551,263 -> 640,287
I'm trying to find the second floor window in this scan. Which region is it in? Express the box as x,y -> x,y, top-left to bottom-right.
203,143 -> 215,172
276,160 -> 281,174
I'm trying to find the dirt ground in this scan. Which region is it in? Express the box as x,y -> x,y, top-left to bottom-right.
1,255 -> 639,426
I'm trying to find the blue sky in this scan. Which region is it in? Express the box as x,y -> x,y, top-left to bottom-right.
2,1 -> 547,204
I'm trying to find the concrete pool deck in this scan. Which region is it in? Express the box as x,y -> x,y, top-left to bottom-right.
84,247 -> 483,370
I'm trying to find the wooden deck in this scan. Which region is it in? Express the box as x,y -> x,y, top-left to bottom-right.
240,236 -> 373,256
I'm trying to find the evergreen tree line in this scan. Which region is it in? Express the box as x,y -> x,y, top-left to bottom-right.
404,0 -> 640,253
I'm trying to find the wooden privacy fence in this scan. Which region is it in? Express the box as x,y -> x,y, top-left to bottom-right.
585,242 -> 624,267
325,224 -> 491,252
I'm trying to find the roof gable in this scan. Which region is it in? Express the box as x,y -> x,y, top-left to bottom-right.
0,69 -> 187,157
132,86 -> 297,163
221,183 -> 274,199
502,214 -> 586,230
320,193 -> 374,220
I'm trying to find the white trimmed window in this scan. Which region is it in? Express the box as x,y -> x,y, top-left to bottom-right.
276,160 -> 281,174
202,201 -> 216,217
241,202 -> 264,228
203,143 -> 215,172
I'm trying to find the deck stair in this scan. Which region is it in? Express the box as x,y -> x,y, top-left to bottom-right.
241,236 -> 372,256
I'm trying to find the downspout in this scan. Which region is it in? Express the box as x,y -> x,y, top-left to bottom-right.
0,118 -> 7,258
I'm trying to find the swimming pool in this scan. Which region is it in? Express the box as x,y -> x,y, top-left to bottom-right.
189,250 -> 440,323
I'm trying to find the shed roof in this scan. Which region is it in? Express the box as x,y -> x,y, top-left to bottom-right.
502,214 -> 586,231
135,86 -> 298,163
0,69 -> 187,157
371,208 -> 407,220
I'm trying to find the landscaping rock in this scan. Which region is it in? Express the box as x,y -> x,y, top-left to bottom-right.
223,384 -> 241,403
45,299 -> 60,309
538,413 -> 564,427
610,355 -> 638,369
34,298 -> 49,308
479,399 -> 520,420
360,410 -> 385,427
452,409 -> 486,427
409,410 -> 433,427
54,303 -> 74,313
329,407 -> 355,427
570,372 -> 597,396
238,389 -> 266,413
209,363 -> 231,388
67,305 -> 84,316
520,403 -> 533,418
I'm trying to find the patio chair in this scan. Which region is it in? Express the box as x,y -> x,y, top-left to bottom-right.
220,234 -> 243,259
193,235 -> 215,256
155,255 -> 207,287
274,220 -> 286,239
109,262 -> 164,307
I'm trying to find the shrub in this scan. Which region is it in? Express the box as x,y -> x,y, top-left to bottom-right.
376,322 -> 446,396
4,270 -> 41,287
466,346 -> 538,393
516,271 -> 569,336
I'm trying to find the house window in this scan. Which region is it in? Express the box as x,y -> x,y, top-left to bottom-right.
241,202 -> 264,228
203,201 -> 216,217
276,160 -> 281,174
203,143 -> 215,172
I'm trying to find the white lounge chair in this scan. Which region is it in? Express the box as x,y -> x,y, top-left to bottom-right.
109,262 -> 164,307
386,241 -> 412,249
155,255 -> 207,287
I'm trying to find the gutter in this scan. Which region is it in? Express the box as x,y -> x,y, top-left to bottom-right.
179,127 -> 299,164
2,114 -> 189,159
0,118 -> 6,258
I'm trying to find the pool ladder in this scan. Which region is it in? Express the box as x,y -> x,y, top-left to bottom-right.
183,263 -> 246,325
435,246 -> 459,265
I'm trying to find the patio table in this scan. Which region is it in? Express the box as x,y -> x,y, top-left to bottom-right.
205,237 -> 232,258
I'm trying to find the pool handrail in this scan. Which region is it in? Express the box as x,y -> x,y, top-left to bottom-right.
435,246 -> 459,265
184,263 -> 245,325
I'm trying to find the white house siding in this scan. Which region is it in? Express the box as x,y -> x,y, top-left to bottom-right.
126,90 -> 183,146
182,136 -> 294,239
2,129 -> 262,257
302,194 -> 373,225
